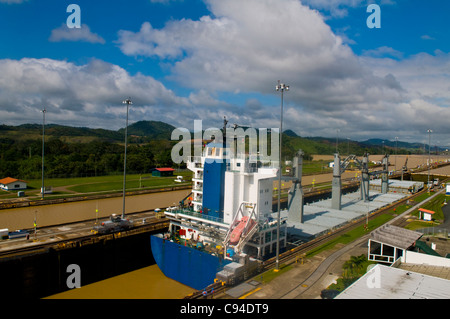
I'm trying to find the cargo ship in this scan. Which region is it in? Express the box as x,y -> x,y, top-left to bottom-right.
151,120 -> 289,290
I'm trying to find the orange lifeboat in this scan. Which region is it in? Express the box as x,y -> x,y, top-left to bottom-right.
229,216 -> 253,245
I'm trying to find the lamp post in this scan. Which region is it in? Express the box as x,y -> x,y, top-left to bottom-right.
427,129 -> 432,191
336,129 -> 340,154
122,98 -> 132,219
395,137 -> 398,172
34,210 -> 37,241
275,81 -> 289,271
41,108 -> 46,200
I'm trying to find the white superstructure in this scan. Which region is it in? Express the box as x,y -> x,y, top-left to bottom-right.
164,142 -> 287,260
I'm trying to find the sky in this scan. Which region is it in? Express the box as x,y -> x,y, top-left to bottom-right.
0,0 -> 449,147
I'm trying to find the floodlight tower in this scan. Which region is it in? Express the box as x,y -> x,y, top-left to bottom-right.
41,108 -> 46,200
122,97 -> 132,219
427,129 -> 432,191
395,137 -> 398,173
275,80 -> 289,271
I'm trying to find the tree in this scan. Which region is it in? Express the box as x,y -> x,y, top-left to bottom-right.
99,153 -> 120,173
342,254 -> 367,279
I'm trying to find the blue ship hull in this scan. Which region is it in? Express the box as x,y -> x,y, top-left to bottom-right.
150,235 -> 231,290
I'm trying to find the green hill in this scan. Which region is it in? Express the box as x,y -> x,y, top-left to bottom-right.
0,121 -> 428,156
118,121 -> 176,140
0,121 -> 175,143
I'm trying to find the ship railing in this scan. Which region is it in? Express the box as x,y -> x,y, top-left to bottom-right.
188,156 -> 202,164
193,172 -> 203,179
226,160 -> 276,174
171,208 -> 225,225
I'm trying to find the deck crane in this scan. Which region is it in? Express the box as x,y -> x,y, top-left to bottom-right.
331,153 -> 389,210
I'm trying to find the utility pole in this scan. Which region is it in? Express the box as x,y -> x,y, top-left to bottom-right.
41,108 -> 46,200
427,129 -> 432,192
395,137 -> 398,173
275,81 -> 289,271
122,98 -> 132,219
336,129 -> 340,154
34,210 -> 37,241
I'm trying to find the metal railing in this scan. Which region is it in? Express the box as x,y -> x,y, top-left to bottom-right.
170,208 -> 226,225
415,227 -> 449,237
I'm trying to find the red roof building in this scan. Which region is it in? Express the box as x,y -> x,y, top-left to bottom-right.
0,177 -> 28,190
152,168 -> 175,177
419,208 -> 435,221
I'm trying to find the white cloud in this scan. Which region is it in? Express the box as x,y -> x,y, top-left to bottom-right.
362,46 -> 404,59
301,0 -> 396,18
421,35 -> 435,41
0,58 -> 190,129
3,0 -> 449,146
49,24 -> 106,44
0,0 -> 28,3
117,0 -> 363,95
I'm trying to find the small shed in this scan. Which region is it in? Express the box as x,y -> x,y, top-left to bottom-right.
418,208 -> 435,221
368,224 -> 422,265
0,177 -> 27,191
152,168 -> 175,177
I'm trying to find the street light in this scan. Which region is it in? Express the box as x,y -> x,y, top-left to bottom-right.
275,81 -> 289,271
336,129 -> 340,154
41,108 -> 46,200
395,137 -> 398,172
122,97 -> 132,219
427,129 -> 432,191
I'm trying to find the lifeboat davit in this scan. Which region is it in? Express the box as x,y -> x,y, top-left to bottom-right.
229,216 -> 255,245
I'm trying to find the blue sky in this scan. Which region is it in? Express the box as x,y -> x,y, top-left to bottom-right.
0,0 -> 449,147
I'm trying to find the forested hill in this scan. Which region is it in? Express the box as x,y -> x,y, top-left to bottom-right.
0,121 -> 177,179
0,120 -> 175,143
0,120 -> 428,179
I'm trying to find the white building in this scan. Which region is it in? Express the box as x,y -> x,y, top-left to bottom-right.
368,224 -> 423,265
0,177 -> 27,191
335,264 -> 450,299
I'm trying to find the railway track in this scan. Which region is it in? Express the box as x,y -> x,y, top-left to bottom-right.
262,186 -> 436,271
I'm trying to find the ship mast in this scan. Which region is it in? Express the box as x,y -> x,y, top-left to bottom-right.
223,116 -> 228,149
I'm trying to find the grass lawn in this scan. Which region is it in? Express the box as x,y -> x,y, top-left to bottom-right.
410,193 -> 445,221
255,264 -> 293,284
387,203 -> 411,216
302,160 -> 332,175
405,221 -> 437,230
66,176 -> 190,193
412,191 -> 434,203
17,171 -> 193,197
